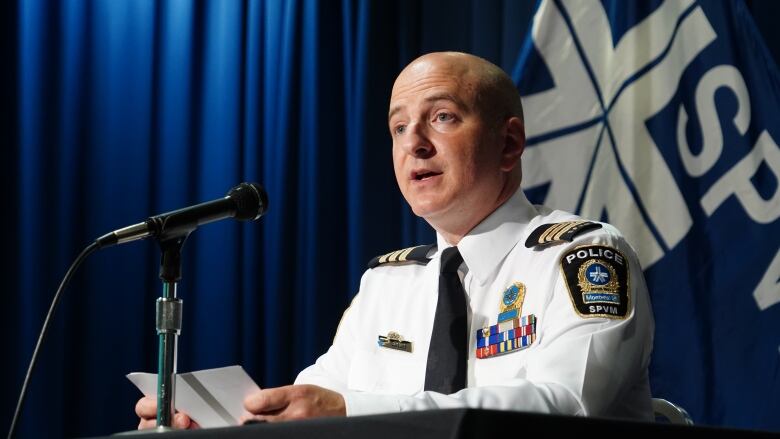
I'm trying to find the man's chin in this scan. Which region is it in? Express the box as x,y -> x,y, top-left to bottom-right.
409,202 -> 450,222
403,192 -> 460,221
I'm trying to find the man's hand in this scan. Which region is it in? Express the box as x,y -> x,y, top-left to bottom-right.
242,384 -> 346,423
135,396 -> 199,430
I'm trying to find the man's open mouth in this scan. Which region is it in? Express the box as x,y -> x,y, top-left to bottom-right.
412,170 -> 443,181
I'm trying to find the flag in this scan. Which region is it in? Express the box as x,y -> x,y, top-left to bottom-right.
515,0 -> 780,430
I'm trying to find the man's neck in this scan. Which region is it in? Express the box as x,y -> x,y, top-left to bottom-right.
432,179 -> 520,246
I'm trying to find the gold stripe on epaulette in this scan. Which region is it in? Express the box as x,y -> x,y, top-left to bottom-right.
388,249 -> 406,262
378,246 -> 418,264
555,221 -> 582,239
540,222 -> 569,243
553,220 -> 585,241
539,223 -> 566,243
547,222 -> 572,242
369,244 -> 434,268
396,246 -> 415,262
537,224 -> 556,244
378,251 -> 393,264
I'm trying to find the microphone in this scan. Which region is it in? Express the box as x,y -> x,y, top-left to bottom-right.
96,182 -> 268,248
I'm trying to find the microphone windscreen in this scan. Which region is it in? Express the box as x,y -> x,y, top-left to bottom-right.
229,182 -> 268,221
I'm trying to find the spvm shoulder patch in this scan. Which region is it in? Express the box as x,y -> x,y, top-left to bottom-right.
367,244 -> 435,269
560,245 -> 630,319
525,220 -> 602,248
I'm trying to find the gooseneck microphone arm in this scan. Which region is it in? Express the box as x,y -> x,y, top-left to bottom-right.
7,182 -> 268,438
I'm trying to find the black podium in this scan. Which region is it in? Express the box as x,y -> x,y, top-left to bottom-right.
90,409 -> 778,438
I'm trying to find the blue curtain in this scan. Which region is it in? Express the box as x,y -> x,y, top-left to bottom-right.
1,0 -> 533,437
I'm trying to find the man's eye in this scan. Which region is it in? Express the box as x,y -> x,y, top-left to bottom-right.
394,125 -> 407,135
435,112 -> 455,122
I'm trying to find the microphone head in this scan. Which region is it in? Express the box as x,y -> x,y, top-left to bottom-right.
228,182 -> 269,220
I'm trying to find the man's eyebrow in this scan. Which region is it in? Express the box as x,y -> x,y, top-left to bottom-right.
424,93 -> 468,109
388,93 -> 468,121
388,105 -> 402,121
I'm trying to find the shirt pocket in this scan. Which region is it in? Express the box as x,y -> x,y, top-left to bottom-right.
347,348 -> 425,395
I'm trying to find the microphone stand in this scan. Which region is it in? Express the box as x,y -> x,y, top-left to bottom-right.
154,234 -> 188,430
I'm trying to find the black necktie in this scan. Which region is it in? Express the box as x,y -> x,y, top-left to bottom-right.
424,246 -> 468,394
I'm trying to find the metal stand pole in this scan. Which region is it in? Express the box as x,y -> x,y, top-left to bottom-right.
155,236 -> 187,430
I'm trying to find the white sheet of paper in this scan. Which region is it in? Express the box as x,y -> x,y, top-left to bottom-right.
127,365 -> 261,428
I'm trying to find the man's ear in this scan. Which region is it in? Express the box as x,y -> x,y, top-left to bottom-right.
500,117 -> 525,172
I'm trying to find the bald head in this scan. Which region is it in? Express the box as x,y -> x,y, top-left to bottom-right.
388,52 -> 527,244
393,52 -> 524,127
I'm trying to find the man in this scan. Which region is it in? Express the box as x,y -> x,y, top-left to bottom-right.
137,51 -> 654,428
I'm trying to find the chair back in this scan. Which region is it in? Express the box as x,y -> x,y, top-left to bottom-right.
652,398 -> 694,425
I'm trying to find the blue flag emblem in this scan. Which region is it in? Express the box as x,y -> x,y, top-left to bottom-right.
515,0 -> 780,430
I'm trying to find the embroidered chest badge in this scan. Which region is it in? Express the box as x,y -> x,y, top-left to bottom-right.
475,282 -> 537,359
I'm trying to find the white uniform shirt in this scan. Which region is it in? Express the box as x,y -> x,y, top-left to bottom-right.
295,189 -> 654,420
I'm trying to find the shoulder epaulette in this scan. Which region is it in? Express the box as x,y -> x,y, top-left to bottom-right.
367,244 -> 436,269
524,220 -> 602,248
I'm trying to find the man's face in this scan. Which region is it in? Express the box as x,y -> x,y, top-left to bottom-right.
388,57 -> 506,224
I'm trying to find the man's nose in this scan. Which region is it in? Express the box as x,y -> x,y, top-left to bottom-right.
400,123 -> 434,159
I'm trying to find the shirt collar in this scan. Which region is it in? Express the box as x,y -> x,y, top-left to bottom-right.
435,189 -> 538,285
